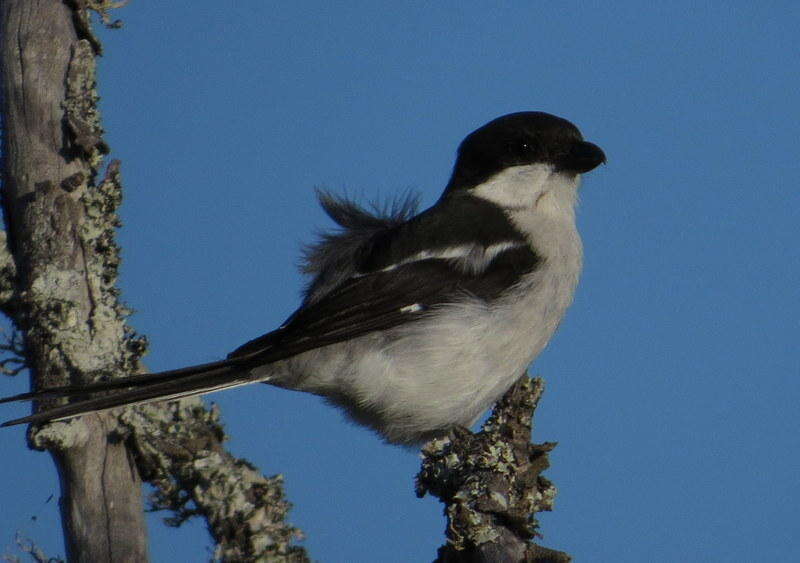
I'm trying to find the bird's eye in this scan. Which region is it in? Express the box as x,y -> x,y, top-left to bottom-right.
518,141 -> 539,159
519,139 -> 538,154
505,139 -> 534,156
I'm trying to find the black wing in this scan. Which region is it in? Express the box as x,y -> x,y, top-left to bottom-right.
229,243 -> 540,361
233,193 -> 539,359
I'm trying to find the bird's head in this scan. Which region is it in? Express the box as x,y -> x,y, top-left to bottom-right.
446,112 -> 606,194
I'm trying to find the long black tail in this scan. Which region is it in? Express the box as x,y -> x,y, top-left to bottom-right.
0,358 -> 259,427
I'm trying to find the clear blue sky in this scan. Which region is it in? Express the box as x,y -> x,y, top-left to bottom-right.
2,3 -> 798,562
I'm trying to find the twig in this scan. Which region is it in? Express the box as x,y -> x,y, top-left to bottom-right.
417,376 -> 571,562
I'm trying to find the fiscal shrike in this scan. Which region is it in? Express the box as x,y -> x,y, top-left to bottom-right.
2,111 -> 605,445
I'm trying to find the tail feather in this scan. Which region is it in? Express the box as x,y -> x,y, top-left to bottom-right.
0,359 -> 240,405
0,360 -> 256,427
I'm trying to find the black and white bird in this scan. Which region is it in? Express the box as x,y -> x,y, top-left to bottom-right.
1,112 -> 605,445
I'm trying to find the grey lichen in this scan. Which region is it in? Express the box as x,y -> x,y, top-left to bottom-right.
0,232 -> 25,375
0,231 -> 19,315
12,160 -> 148,416
30,417 -> 93,451
0,326 -> 26,376
417,377 -> 571,562
123,401 -> 308,562
64,39 -> 108,166
79,160 -> 148,373
65,0 -> 127,55
4,532 -> 65,563
83,0 -> 128,28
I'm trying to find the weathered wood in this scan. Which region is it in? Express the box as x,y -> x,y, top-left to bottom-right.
0,1 -> 148,561
1,2 -> 307,561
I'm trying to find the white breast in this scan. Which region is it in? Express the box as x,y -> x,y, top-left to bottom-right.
370,164 -> 584,440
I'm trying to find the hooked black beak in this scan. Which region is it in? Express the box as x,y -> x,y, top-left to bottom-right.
561,141 -> 606,174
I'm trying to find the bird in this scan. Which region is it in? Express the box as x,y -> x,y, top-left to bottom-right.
1,111 -> 605,446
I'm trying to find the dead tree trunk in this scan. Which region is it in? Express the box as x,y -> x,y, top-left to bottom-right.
0,1 -> 148,560
0,2 -> 306,561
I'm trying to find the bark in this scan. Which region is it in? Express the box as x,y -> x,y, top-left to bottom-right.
417,377 -> 571,562
1,2 -> 306,561
0,1 -> 148,561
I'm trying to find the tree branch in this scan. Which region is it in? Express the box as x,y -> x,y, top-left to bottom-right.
125,402 -> 306,561
417,377 -> 571,562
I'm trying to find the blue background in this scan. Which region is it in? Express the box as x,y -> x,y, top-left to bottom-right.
2,3 -> 798,562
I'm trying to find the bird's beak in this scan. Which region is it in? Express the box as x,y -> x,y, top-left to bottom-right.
563,141 -> 606,174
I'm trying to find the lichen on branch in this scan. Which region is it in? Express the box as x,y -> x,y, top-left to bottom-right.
417,377 -> 571,562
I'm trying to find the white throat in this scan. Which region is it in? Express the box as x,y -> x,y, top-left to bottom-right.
470,163 -> 579,214
470,163 -> 583,268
